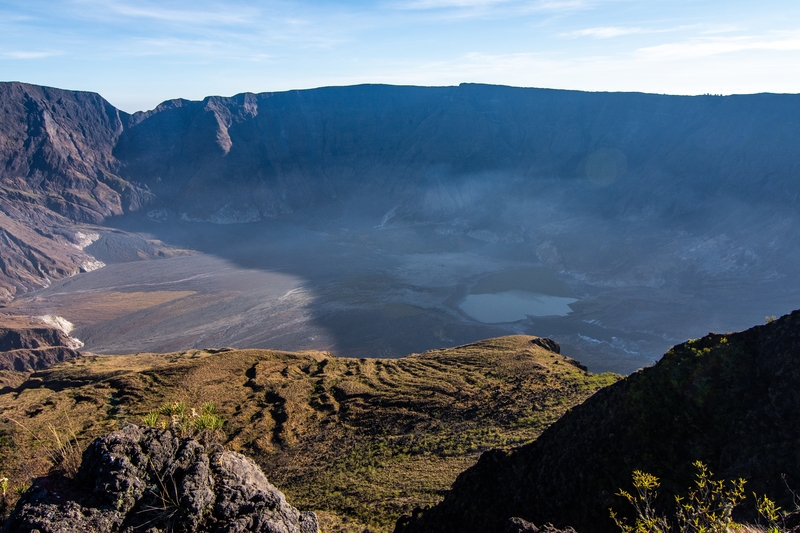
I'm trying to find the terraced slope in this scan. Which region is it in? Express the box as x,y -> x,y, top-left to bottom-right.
0,335 -> 618,532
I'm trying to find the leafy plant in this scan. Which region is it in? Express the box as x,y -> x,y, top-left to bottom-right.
674,461 -> 746,533
138,401 -> 224,440
755,494 -> 782,533
141,411 -> 160,428
611,461 -> 747,533
610,470 -> 670,533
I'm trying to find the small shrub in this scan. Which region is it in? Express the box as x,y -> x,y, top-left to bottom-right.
611,461 -> 747,533
755,494 -> 781,533
610,470 -> 670,533
141,411 -> 160,428
674,461 -> 745,533
139,401 -> 224,441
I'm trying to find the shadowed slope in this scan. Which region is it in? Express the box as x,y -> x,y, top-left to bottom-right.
395,311 -> 800,533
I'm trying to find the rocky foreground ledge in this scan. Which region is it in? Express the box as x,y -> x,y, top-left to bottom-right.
2,425 -> 319,533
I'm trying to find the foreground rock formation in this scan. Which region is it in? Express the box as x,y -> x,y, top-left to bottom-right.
395,310 -> 800,533
2,424 -> 318,533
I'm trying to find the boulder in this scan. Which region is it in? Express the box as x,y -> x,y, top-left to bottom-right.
2,425 -> 318,533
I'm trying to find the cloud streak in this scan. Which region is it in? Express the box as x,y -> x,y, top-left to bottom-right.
638,31 -> 800,60
394,0 -> 589,15
564,26 -> 646,38
74,0 -> 260,27
2,50 -> 64,59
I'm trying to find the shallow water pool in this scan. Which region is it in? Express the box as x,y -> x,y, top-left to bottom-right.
460,291 -> 578,323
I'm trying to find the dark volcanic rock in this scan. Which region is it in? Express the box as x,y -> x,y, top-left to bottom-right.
2,425 -> 319,533
529,337 -> 560,355
395,310 -> 800,533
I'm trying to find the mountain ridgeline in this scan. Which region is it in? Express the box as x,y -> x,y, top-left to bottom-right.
2,81 -> 800,303
112,85 -> 800,221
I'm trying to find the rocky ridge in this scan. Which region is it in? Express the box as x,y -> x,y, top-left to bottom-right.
0,316 -> 82,372
2,424 -> 319,533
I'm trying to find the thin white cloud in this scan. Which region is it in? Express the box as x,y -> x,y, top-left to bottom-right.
2,50 -> 64,59
533,0 -> 587,11
400,0 -> 511,8
395,0 -> 588,13
563,24 -> 702,39
638,32 -> 800,60
565,26 -> 645,38
125,37 -> 223,57
75,0 -> 258,26
700,25 -> 741,35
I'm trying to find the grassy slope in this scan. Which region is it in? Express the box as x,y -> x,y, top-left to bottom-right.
0,336 -> 618,532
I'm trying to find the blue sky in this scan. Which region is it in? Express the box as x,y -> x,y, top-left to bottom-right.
2,0 -> 799,112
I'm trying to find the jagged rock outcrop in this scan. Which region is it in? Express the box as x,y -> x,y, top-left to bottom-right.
0,345 -> 80,372
0,326 -> 68,351
2,425 -> 319,533
395,310 -> 800,533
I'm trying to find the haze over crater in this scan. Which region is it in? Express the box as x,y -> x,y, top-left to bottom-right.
1,82 -> 799,373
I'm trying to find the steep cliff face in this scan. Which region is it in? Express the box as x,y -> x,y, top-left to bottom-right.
114,85 -> 800,223
395,311 -> 800,533
0,83 -> 153,302
0,82 -> 151,222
